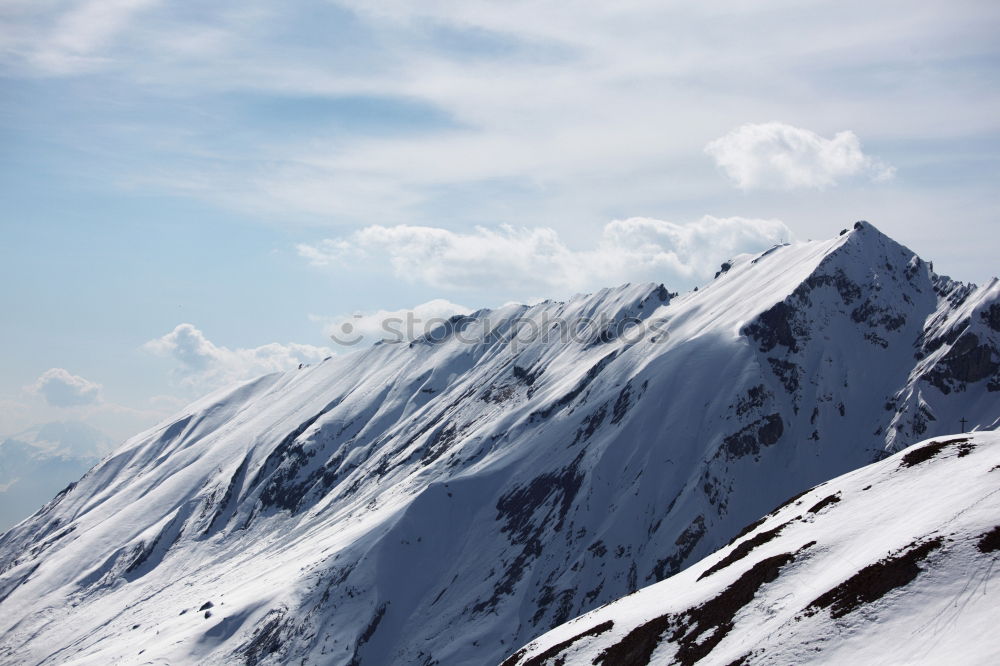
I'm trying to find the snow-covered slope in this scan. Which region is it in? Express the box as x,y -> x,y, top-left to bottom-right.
503,431 -> 1000,666
0,223 -> 997,665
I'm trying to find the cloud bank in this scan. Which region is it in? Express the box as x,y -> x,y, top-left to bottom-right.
705,122 -> 895,190
299,216 -> 791,296
143,324 -> 333,388
29,368 -> 103,407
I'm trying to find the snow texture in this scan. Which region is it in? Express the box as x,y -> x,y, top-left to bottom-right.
0,222 -> 997,665
504,431 -> 1000,665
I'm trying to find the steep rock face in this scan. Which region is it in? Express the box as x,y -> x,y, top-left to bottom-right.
887,277 -> 1000,446
504,432 -> 1000,666
0,224 -> 996,666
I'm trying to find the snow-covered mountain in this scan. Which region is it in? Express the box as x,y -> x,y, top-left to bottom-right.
503,431 -> 1000,666
0,222 -> 997,665
0,421 -> 112,532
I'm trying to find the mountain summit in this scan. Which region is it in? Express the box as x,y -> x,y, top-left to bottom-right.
0,224 -> 997,665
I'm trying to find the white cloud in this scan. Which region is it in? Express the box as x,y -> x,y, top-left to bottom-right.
705,122 -> 895,190
28,368 -> 102,407
5,1 -> 991,231
143,323 -> 333,388
299,215 -> 791,296
311,299 -> 472,347
4,0 -> 162,75
9,376 -> 173,443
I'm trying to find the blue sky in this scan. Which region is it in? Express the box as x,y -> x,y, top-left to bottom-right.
1,0 -> 998,441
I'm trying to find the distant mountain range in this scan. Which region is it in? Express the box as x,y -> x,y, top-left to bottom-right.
0,420 -> 112,532
0,222 -> 997,665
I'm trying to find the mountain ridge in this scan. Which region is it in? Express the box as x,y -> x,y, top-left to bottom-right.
502,431 -> 1000,666
0,222 -> 997,665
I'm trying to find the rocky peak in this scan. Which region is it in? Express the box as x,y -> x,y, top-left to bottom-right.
0,224 -> 996,666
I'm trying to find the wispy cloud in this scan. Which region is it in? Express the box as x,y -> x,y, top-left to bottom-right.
299,216 -> 791,296
4,1 -> 997,228
3,0 -> 161,75
705,122 -> 895,190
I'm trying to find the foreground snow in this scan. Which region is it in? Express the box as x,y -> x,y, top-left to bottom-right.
504,431 -> 1000,666
0,223 -> 997,665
